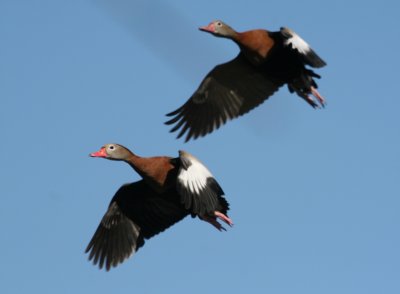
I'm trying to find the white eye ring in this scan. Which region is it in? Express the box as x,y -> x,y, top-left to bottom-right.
109,145 -> 115,150
217,22 -> 222,26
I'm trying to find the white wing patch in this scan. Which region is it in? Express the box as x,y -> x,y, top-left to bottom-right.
176,150 -> 224,215
177,155 -> 213,195
284,30 -> 311,55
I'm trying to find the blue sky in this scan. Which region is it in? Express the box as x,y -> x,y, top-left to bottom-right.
1,0 -> 399,293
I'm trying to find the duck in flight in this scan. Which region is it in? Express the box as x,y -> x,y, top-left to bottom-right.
85,143 -> 232,270
166,20 -> 327,142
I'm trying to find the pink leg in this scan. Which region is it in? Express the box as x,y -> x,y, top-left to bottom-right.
214,211 -> 233,227
200,211 -> 233,231
200,215 -> 226,231
302,94 -> 319,109
293,86 -> 319,108
311,86 -> 326,107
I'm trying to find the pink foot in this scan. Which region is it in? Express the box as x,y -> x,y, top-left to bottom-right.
311,86 -> 326,107
303,94 -> 320,109
214,211 -> 233,227
200,211 -> 233,231
200,215 -> 226,231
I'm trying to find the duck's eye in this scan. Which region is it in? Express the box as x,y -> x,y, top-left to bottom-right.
109,145 -> 115,150
217,22 -> 222,26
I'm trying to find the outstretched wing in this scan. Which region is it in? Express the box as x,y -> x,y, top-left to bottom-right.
85,181 -> 188,271
85,200 -> 141,271
165,53 -> 284,142
280,27 -> 326,68
176,150 -> 229,216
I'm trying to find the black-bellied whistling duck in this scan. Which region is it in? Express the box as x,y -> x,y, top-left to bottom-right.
85,143 -> 232,270
165,20 -> 327,141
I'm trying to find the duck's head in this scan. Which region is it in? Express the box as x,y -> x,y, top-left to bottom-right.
199,20 -> 236,38
90,143 -> 132,161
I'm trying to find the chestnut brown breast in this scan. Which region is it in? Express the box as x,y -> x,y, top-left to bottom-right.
236,30 -> 275,65
127,156 -> 178,193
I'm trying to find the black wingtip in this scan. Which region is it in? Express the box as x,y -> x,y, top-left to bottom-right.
165,105 -> 184,117
304,49 -> 327,68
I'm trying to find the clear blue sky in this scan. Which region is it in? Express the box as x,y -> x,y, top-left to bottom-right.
1,0 -> 399,293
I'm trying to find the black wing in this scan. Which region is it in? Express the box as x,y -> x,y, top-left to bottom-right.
85,181 -> 188,270
165,53 -> 284,142
176,151 -> 230,216
280,27 -> 326,69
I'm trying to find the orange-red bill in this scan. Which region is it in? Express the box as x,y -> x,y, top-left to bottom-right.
199,23 -> 215,33
90,147 -> 107,158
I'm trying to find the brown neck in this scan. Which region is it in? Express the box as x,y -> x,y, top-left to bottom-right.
125,154 -> 174,193
125,153 -> 148,177
230,31 -> 241,43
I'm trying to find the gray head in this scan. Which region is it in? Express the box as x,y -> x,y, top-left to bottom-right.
90,143 -> 133,161
199,20 -> 237,39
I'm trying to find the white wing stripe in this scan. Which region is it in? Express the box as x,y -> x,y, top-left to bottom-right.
285,33 -> 311,55
177,156 -> 213,196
